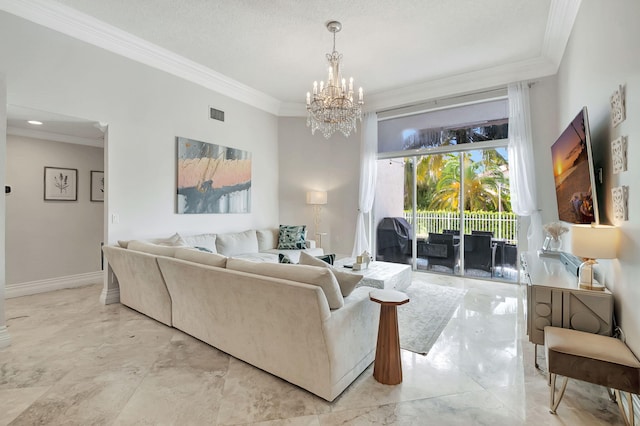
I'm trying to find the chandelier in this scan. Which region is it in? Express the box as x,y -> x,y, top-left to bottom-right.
306,21 -> 363,139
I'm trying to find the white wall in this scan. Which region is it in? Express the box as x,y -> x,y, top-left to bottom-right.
6,135 -> 104,284
278,117 -> 360,256
0,12 -> 279,246
554,0 -> 640,355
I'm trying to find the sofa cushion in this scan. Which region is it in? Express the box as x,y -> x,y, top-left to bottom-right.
216,229 -> 259,256
182,233 -> 218,253
232,252 -> 278,263
257,228 -> 279,251
299,252 -> 362,297
128,240 -> 179,257
227,258 -> 344,309
278,225 -> 307,249
174,247 -> 227,268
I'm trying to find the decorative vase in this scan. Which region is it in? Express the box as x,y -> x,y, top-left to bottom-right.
546,236 -> 562,251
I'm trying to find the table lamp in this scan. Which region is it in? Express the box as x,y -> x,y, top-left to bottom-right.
306,190 -> 327,243
571,224 -> 618,291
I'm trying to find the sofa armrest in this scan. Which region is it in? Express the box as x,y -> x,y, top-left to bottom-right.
323,286 -> 378,385
306,239 -> 316,249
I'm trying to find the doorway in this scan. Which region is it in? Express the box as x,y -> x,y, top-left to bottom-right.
5,105 -> 106,297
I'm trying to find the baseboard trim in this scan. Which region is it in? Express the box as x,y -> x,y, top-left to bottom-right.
5,271 -> 104,298
100,286 -> 120,305
0,326 -> 11,348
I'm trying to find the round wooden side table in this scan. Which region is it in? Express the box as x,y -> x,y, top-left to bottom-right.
369,289 -> 410,385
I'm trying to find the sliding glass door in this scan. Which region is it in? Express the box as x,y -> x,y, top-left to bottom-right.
375,147 -> 518,282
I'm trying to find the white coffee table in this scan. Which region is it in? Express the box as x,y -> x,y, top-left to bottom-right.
333,258 -> 412,291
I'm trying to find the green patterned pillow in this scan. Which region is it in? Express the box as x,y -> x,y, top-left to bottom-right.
316,253 -> 336,265
277,225 -> 307,249
278,253 -> 294,264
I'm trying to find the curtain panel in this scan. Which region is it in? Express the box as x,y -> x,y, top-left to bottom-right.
352,112 -> 378,257
507,82 -> 543,251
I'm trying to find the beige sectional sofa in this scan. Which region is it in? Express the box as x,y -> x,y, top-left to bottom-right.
102,229 -> 379,402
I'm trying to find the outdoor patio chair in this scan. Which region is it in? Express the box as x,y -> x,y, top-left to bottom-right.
463,234 -> 496,275
425,233 -> 460,272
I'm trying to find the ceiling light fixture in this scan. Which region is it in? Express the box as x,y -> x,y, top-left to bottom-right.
306,21 -> 363,139
27,120 -> 43,125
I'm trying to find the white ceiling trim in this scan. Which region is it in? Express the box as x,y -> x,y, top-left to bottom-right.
7,125 -> 104,148
0,0 -> 282,115
542,0 -> 582,67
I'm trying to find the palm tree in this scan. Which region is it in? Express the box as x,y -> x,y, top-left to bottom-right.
426,152 -> 510,212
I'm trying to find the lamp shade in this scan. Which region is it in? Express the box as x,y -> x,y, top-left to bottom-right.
306,191 -> 327,205
571,224 -> 618,259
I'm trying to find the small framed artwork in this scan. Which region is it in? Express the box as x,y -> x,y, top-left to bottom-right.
610,84 -> 626,127
90,170 -> 105,202
44,167 -> 77,201
611,136 -> 628,174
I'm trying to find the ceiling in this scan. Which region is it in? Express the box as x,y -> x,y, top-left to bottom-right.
3,0 -> 579,116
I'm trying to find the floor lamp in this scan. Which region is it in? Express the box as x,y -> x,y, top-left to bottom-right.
306,191 -> 327,247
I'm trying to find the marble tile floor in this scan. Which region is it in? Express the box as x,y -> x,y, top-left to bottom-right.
1,274 -> 624,425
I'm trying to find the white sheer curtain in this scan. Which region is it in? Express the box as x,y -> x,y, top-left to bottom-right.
352,112 -> 378,257
507,82 -> 543,251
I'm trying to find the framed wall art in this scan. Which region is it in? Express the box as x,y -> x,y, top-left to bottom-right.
44,167 -> 77,201
176,137 -> 251,214
90,170 -> 104,202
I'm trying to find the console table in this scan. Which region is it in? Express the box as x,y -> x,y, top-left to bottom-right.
521,251 -> 614,368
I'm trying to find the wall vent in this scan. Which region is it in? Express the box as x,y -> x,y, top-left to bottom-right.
209,107 -> 225,122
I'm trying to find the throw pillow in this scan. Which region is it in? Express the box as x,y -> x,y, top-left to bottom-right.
278,253 -> 294,264
182,233 -> 218,253
298,252 -> 362,297
127,240 -> 178,257
277,225 -> 307,249
315,253 -> 336,265
150,233 -> 187,247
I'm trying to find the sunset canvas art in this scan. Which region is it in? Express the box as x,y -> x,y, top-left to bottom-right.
177,137 -> 251,214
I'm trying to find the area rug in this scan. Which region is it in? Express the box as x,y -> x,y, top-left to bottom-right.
398,281 -> 467,355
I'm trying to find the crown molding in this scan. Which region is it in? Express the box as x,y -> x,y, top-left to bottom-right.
0,0 -> 282,115
542,0 -> 582,68
366,56 -> 558,112
7,125 -> 104,147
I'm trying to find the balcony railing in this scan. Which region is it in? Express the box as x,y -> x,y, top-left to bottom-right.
403,210 -> 518,243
